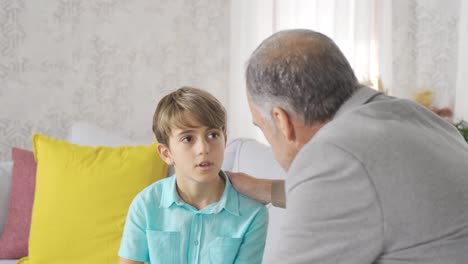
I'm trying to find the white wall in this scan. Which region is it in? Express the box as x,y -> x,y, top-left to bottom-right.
228,0 -> 273,144
0,0 -> 230,160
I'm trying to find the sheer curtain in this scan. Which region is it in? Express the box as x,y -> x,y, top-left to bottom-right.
229,0 -> 378,142
387,0 -> 466,122
455,0 -> 468,121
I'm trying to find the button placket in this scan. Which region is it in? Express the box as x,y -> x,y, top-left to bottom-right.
194,214 -> 203,248
189,213 -> 203,264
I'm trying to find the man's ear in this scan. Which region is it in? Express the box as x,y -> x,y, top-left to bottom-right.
271,107 -> 296,141
157,143 -> 173,165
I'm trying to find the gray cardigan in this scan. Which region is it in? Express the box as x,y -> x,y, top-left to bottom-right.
271,86 -> 468,263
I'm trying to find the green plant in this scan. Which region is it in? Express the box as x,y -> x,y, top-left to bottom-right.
455,120 -> 468,143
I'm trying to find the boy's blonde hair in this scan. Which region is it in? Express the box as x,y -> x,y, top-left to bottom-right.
152,86 -> 227,146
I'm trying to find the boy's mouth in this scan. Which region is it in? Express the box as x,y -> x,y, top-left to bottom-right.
197,161 -> 214,167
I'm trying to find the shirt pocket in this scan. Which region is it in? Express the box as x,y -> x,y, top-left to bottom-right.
208,237 -> 243,264
146,229 -> 181,264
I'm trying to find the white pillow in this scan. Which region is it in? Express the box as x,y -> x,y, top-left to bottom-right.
231,138 -> 285,180
66,121 -> 176,176
0,161 -> 13,235
222,138 -> 243,171
67,121 -> 140,146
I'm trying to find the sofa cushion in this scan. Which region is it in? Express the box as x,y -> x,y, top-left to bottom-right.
0,148 -> 36,259
19,134 -> 167,264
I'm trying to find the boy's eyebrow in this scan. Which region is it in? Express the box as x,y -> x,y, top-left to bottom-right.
176,129 -> 195,136
175,127 -> 221,136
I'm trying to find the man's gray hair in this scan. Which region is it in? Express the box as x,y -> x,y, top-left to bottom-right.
246,29 -> 359,125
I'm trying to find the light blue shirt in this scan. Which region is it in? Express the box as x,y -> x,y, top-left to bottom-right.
119,171 -> 268,264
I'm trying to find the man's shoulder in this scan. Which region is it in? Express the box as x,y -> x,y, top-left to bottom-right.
313,97 -> 452,150
288,99 -> 421,176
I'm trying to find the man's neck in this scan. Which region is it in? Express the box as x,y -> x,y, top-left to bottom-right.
293,120 -> 329,151
176,174 -> 225,210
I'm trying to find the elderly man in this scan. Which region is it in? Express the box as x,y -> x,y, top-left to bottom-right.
228,29 -> 468,263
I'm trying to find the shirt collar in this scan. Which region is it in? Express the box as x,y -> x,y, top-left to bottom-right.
159,174 -> 184,208
159,171 -> 240,216
334,85 -> 383,119
213,171 -> 240,216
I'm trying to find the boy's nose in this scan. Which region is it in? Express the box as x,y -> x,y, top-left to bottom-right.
197,139 -> 210,155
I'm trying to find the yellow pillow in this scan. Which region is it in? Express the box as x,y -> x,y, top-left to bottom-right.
19,134 -> 166,264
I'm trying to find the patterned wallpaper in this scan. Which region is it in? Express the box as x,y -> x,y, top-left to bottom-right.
0,0 -> 229,160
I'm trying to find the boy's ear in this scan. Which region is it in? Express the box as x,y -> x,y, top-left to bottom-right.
271,106 -> 296,142
157,143 -> 173,165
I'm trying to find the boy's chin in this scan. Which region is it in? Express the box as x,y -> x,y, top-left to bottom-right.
192,168 -> 222,180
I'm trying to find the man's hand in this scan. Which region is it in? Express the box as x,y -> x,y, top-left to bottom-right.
226,171 -> 272,204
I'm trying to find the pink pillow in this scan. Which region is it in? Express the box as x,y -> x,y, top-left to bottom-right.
0,148 -> 36,259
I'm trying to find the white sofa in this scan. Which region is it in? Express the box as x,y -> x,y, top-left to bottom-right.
0,122 -> 286,263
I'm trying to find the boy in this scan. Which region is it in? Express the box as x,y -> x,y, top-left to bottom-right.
118,87 -> 268,264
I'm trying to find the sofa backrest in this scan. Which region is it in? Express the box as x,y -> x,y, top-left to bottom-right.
223,138 -> 286,264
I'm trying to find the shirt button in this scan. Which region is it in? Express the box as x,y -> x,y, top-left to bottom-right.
194,240 -> 199,246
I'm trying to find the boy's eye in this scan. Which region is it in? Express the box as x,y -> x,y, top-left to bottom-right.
181,136 -> 192,143
208,132 -> 220,139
